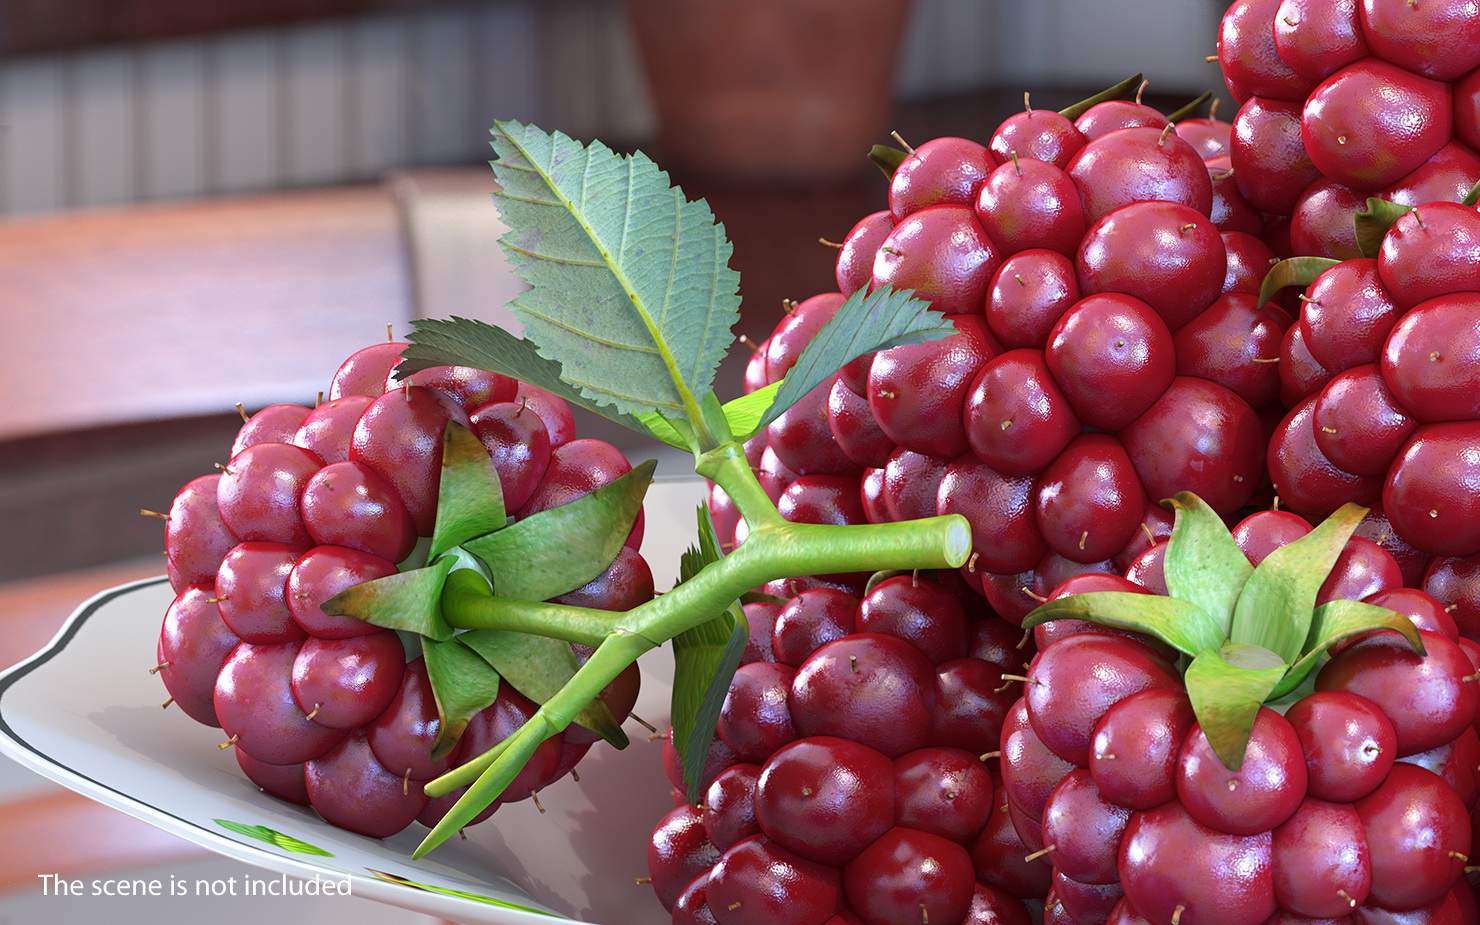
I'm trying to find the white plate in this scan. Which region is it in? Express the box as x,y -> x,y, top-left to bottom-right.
0,567 -> 688,925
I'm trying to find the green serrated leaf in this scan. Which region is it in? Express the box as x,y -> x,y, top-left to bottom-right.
1354,198 -> 1414,258
457,628 -> 628,748
1230,503 -> 1367,664
319,556 -> 455,640
1021,591 -> 1225,657
1256,256 -> 1340,310
1161,492 -> 1252,637
428,422 -> 506,562
721,380 -> 783,441
423,636 -> 503,760
1058,73 -> 1145,120
397,316 -> 654,437
671,505 -> 749,803
213,820 -> 335,857
756,286 -> 952,435
488,119 -> 740,420
463,459 -> 655,601
1184,643 -> 1289,770
1272,598 -> 1427,699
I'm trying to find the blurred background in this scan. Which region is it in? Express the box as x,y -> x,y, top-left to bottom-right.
0,2 -> 1226,917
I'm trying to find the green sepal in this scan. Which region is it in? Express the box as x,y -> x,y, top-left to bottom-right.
756,286 -> 952,436
1058,73 -> 1145,120
422,635 -> 503,760
457,628 -> 629,749
1354,198 -> 1414,258
319,556 -> 456,641
671,505 -> 750,804
1270,598 -> 1428,700
1185,643 -> 1289,771
462,459 -> 656,601
414,718 -> 551,859
1164,90 -> 1215,124
428,422 -> 507,562
1160,492 -> 1252,636
869,144 -> 908,178
1021,591 -> 1225,658
1230,503 -> 1367,664
1256,256 -> 1340,311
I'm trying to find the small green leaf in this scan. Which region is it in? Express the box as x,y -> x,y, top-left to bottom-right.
1184,644 -> 1289,770
1161,492 -> 1253,637
671,505 -> 750,804
1354,198 -> 1414,258
635,410 -> 694,451
1165,89 -> 1215,124
755,287 -> 952,436
1021,591 -> 1225,657
320,556 -> 455,640
213,820 -> 334,857
1058,73 -> 1145,120
869,144 -> 908,178
423,635 -> 503,760
1256,256 -> 1340,311
463,459 -> 655,601
1230,502 -> 1367,664
428,422 -> 506,562
1272,598 -> 1427,699
720,381 -> 783,441
488,119 -> 740,420
457,628 -> 628,749
398,317 -> 655,437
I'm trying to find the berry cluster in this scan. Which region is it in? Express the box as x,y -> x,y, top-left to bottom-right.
1001,505 -> 1479,925
647,572 -> 1047,925
712,88 -> 1291,627
154,339 -> 648,838
1218,0 -> 1480,262
1267,198 -> 1480,601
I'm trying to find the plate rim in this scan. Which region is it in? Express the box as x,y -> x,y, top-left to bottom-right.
0,575 -> 583,925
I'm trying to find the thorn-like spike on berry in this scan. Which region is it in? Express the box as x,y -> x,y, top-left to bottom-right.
1000,419 -> 1013,431
214,462 -> 233,474
235,402 -> 250,422
1337,889 -> 1356,908
1227,780 -> 1237,791
531,791 -> 546,814
1096,753 -> 1116,760
161,697 -> 174,709
728,902 -> 742,912
149,661 -> 169,674
1158,123 -> 1174,145
1078,531 -> 1089,551
1024,844 -> 1055,863
1206,54 -> 1219,62
386,322 -> 394,341
1172,904 -> 1186,925
1010,151 -> 1021,175
140,509 -> 168,520
219,734 -> 240,750
1000,673 -> 1035,685
849,654 -> 859,672
646,731 -> 665,742
967,552 -> 980,573
1016,628 -> 1031,649
403,770 -> 410,796
629,712 -> 657,734
1135,79 -> 1148,104
634,877 -> 652,885
571,769 -> 580,782
458,829 -> 467,840
1023,91 -> 1032,113
1023,588 -> 1048,603
891,130 -> 915,154
880,245 -> 903,257
980,750 -> 1001,762
305,703 -> 322,722
1014,274 -> 1026,286
1337,135 -> 1348,145
1451,850 -> 1469,862
818,237 -> 843,249
911,568 -> 920,587
920,902 -> 930,924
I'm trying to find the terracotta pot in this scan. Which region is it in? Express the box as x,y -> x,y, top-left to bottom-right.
622,0 -> 915,185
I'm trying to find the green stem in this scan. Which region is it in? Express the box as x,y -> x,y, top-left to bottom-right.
414,509 -> 970,857
442,580 -> 620,648
696,440 -> 785,531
